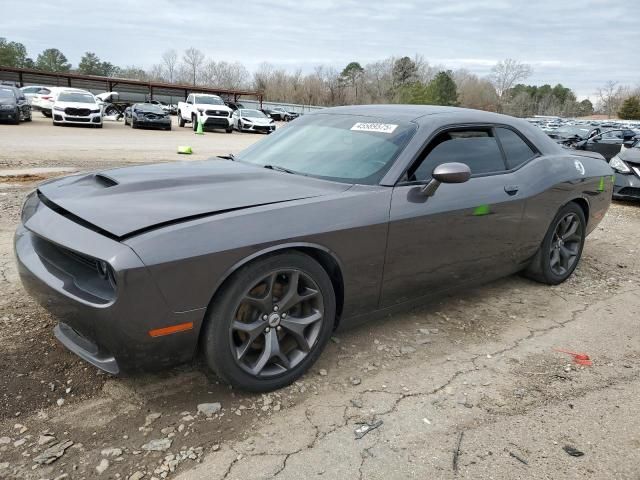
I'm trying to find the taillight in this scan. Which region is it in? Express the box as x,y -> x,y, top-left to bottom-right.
42,96 -> 52,100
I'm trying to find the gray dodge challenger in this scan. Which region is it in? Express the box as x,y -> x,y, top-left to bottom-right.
15,105 -> 613,391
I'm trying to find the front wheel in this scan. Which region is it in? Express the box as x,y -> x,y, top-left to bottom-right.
226,126 -> 233,133
524,202 -> 586,285
203,252 -> 336,392
178,112 -> 185,127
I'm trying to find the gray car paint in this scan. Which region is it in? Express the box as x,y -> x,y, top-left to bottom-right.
15,105 -> 614,374
612,147 -> 640,199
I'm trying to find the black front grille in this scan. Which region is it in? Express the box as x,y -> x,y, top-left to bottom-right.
64,107 -> 91,116
205,110 -> 230,117
617,187 -> 640,198
204,117 -> 229,127
145,113 -> 163,120
68,117 -> 90,122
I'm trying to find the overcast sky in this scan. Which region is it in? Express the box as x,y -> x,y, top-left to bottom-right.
2,0 -> 638,99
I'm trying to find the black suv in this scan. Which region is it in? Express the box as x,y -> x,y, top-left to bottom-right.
0,84 -> 32,124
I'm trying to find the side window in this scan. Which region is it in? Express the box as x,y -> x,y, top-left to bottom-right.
495,127 -> 536,169
602,130 -> 622,139
411,128 -> 506,181
186,95 -> 193,104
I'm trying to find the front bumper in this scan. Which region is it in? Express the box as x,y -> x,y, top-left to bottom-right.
239,122 -> 276,133
53,111 -> 102,125
0,108 -> 18,120
613,170 -> 640,200
133,117 -> 171,128
201,114 -> 232,129
14,200 -> 205,373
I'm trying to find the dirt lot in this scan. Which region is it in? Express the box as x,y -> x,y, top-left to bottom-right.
0,115 -> 639,480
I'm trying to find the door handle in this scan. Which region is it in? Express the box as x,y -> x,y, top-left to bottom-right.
504,185 -> 520,195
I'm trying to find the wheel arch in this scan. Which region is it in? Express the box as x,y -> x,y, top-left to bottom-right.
570,196 -> 590,225
196,243 -> 345,353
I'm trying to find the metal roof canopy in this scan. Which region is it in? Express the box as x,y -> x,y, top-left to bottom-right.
0,66 -> 263,106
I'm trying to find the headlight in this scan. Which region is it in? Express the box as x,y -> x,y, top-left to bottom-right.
242,119 -> 252,124
21,190 -> 40,224
53,106 -> 64,111
90,109 -> 101,114
610,155 -> 630,173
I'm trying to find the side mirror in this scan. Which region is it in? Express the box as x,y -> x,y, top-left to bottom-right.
421,162 -> 471,196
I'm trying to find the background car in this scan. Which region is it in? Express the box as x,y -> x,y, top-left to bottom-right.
124,103 -> 172,130
547,125 -> 592,147
232,108 -> 276,133
610,141 -> 640,200
20,85 -> 50,105
264,106 -> 299,121
15,105 -> 613,392
52,88 -> 103,127
0,84 -> 32,124
31,87 -> 59,117
575,129 -> 638,160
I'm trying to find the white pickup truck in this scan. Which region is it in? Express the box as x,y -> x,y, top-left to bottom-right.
177,94 -> 233,133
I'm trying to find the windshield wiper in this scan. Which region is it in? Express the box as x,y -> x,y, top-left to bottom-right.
263,164 -> 296,174
218,153 -> 235,161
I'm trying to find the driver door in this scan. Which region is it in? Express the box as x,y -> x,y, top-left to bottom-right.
381,126 -> 528,307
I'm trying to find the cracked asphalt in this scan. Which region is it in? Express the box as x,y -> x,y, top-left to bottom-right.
1,116 -> 639,480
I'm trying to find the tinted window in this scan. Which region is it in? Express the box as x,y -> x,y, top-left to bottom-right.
601,130 -> 623,139
496,127 -> 536,169
413,129 -> 505,180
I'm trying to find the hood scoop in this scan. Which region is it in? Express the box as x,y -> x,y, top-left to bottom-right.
94,173 -> 118,188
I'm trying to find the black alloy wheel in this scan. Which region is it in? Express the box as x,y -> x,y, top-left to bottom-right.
549,212 -> 582,277
203,252 -> 335,391
524,202 -> 586,285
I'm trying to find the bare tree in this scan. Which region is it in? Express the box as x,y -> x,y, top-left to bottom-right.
490,58 -> 533,111
161,49 -> 179,83
596,80 -> 621,118
182,47 -> 205,86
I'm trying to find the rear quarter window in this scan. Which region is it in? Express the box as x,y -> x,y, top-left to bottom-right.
495,127 -> 537,169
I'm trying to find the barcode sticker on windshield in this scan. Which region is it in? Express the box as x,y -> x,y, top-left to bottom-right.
351,122 -> 398,134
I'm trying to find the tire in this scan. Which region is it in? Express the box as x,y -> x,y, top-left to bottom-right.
95,123 -> 103,129
124,117 -> 128,126
203,251 -> 336,392
226,126 -> 233,133
24,110 -> 32,122
42,110 -> 51,118
524,202 -> 586,285
131,119 -> 137,129
178,112 -> 185,127
192,115 -> 198,131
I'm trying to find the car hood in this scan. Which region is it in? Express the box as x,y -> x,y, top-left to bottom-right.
242,117 -> 273,125
38,160 -> 351,238
54,101 -> 99,109
619,148 -> 640,165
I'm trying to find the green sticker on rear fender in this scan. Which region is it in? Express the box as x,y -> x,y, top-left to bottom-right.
473,204 -> 491,216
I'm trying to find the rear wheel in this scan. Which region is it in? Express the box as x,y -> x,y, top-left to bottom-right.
203,252 -> 335,392
524,202 -> 586,285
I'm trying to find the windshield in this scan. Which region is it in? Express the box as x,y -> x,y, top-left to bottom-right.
0,88 -> 15,99
194,95 -> 224,105
58,92 -> 95,103
236,114 -> 416,184
240,109 -> 267,118
137,104 -> 165,113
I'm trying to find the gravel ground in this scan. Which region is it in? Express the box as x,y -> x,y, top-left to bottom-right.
0,116 -> 639,480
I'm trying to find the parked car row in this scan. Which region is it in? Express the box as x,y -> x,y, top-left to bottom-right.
534,118 -> 640,202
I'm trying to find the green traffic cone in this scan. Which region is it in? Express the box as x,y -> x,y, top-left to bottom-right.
195,117 -> 204,135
